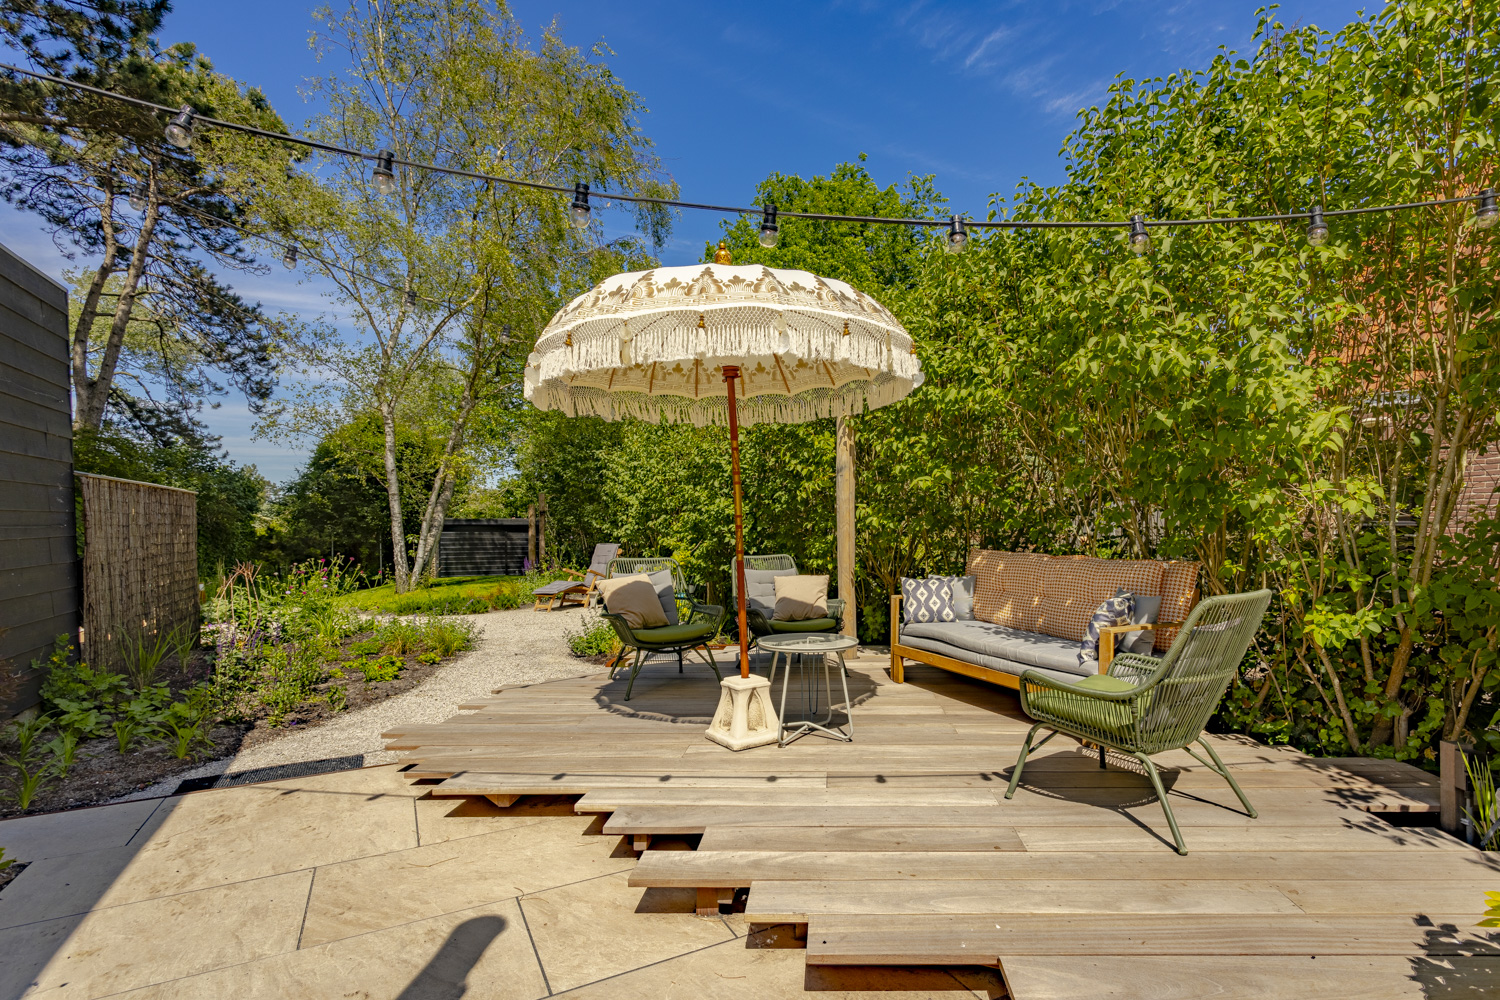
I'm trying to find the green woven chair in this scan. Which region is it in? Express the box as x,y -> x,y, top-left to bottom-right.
1005,589 -> 1274,855
608,556 -> 697,602
733,554 -> 845,641
600,557 -> 724,700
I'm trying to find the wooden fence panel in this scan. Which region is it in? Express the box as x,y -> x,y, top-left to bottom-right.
77,473 -> 197,669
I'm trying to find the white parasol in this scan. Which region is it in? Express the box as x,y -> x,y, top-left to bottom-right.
526,248 -> 923,749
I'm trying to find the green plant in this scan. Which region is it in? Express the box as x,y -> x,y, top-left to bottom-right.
112,718 -> 143,754
44,732 -> 79,775
1,716 -> 60,810
1481,892 -> 1500,929
117,627 -> 174,691
348,640 -> 383,656
416,651 -> 441,665
566,616 -> 620,657
160,689 -> 216,759
324,686 -> 348,713
378,621 -> 422,657
0,846 -> 13,871
1465,753 -> 1499,851
419,617 -> 475,658
355,655 -> 403,684
168,621 -> 200,671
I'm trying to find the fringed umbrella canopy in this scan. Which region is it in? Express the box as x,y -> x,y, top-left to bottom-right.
524,262 -> 924,425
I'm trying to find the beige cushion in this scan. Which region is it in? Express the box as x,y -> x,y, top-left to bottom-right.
597,574 -> 668,629
773,574 -> 829,621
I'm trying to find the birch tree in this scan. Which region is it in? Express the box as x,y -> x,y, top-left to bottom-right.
273,0 -> 672,592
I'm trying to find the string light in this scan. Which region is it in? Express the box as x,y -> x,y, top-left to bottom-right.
6,64 -> 1496,255
128,182 -> 147,211
1306,205 -> 1329,246
758,203 -> 779,248
1475,189 -> 1499,230
282,245 -> 298,269
571,183 -> 591,229
946,216 -> 968,253
372,150 -> 396,195
164,105 -> 194,148
1129,215 -> 1150,255
404,287 -> 417,307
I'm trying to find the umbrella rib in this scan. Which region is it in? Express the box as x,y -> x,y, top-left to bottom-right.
773,354 -> 792,394
649,361 -> 657,395
821,361 -> 837,387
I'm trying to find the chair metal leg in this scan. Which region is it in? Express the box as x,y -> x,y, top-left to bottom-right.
700,645 -> 721,681
1197,737 -> 1258,819
624,648 -> 646,701
1005,722 -> 1048,799
1134,752 -> 1188,855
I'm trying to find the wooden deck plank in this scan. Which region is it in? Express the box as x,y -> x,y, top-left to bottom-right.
995,956 -> 1448,1000
628,849 -> 1496,887
803,913 -> 1491,962
698,825 -> 1028,853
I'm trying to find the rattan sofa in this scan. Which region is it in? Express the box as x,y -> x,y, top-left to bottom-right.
889,550 -> 1201,688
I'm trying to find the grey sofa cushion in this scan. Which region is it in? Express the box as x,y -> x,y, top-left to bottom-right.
902,620 -> 1094,677
897,635 -> 1088,687
951,575 -> 976,620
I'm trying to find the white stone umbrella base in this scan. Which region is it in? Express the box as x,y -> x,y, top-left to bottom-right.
705,674 -> 779,751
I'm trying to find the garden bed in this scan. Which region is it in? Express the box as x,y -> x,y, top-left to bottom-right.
0,560 -> 478,820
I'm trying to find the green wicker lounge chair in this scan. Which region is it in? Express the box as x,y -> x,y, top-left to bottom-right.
599,557 -> 724,700
734,554 -> 845,640
1004,589 -> 1274,854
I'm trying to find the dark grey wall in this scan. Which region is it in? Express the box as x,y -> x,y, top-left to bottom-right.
438,519 -> 530,577
0,240 -> 75,716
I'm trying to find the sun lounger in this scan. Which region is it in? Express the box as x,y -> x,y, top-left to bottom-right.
532,542 -> 620,610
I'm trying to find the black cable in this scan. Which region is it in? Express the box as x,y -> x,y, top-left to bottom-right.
5,61 -> 1489,233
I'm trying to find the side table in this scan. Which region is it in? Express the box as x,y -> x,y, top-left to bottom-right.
757,633 -> 859,746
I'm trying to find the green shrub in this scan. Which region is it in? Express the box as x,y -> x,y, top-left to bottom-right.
354,655 -> 403,683
416,652 -> 441,665
348,640 -> 383,656
566,616 -> 620,658
420,617 -> 476,658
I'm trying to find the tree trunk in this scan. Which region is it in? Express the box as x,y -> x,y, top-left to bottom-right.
77,175 -> 159,431
380,398 -> 412,593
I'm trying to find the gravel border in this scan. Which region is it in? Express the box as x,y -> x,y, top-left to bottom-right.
115,605 -> 609,800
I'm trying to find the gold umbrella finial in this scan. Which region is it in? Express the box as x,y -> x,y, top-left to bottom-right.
714,241 -> 732,265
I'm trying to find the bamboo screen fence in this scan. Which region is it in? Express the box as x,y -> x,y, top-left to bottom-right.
76,473 -> 198,669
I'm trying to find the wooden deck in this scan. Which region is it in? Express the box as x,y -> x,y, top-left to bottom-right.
385,658 -> 1500,999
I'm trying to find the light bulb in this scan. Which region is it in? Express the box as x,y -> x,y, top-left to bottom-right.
372,150 -> 396,195
1129,215 -> 1150,255
1306,205 -> 1329,246
571,182 -> 591,229
128,184 -> 147,211
1475,189 -> 1499,230
165,106 -> 194,148
946,215 -> 967,254
759,203 -> 779,248
405,287 -> 417,308
282,246 -> 298,269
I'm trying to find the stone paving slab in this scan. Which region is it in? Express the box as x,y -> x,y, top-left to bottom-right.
0,764 -> 1001,999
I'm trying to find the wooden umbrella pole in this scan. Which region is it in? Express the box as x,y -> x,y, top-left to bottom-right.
722,365 -> 750,680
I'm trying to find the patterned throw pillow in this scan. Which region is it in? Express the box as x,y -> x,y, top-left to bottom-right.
1078,592 -> 1133,668
902,576 -> 958,624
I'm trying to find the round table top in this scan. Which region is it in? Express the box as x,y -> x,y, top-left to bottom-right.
756,632 -> 860,653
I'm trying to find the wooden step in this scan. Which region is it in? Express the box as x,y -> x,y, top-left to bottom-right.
802,912 -> 1488,964
628,849 -> 1492,888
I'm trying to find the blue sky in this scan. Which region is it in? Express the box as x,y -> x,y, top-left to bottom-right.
2,0 -> 1370,481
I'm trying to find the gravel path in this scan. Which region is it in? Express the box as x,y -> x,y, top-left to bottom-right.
121,605 -> 610,798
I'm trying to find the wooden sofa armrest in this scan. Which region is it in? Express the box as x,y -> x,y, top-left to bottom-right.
889,594 -> 903,683
1098,623 -> 1151,672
